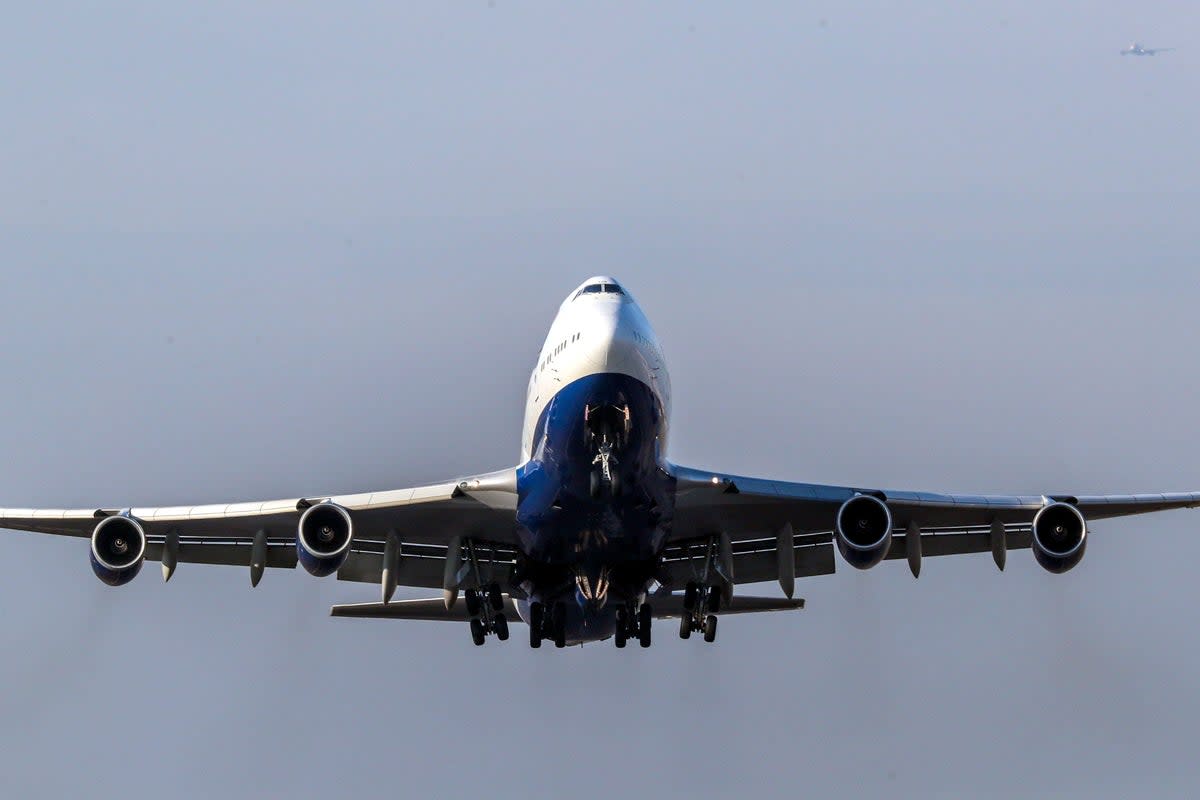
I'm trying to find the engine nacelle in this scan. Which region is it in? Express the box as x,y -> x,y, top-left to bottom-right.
1032,502 -> 1087,573
835,494 -> 894,570
297,502 -> 353,577
90,515 -> 147,586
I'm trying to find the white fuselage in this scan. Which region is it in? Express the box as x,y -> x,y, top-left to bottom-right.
520,277 -> 672,462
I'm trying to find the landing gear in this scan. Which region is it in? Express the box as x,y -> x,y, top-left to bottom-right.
680,581 -> 721,644
585,403 -> 630,499
464,583 -> 508,646
528,601 -> 568,648
552,602 -> 567,648
707,588 -> 721,614
614,601 -> 653,648
456,538 -> 511,646
529,602 -> 544,648
615,607 -> 628,648
590,445 -> 620,498
465,589 -> 482,617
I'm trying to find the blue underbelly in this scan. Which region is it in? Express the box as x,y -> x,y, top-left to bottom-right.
516,372 -> 674,567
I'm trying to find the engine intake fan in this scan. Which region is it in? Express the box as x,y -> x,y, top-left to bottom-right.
835,494 -> 893,570
297,502 -> 354,577
1032,502 -> 1087,573
90,515 -> 147,586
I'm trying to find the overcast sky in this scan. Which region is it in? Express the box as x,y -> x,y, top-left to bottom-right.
2,3 -> 1199,797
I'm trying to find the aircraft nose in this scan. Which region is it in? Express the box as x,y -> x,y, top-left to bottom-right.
582,306 -> 643,372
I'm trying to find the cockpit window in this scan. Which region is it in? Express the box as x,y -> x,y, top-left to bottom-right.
575,283 -> 624,299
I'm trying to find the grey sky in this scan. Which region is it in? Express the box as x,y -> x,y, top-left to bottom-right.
1,3 -> 1199,797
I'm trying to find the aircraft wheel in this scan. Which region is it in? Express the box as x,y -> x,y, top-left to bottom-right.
638,604 -> 652,648
470,617 -> 486,646
703,614 -> 718,643
683,582 -> 699,611
528,602 -> 544,648
493,613 -> 509,641
487,584 -> 503,612
679,614 -> 692,640
465,589 -> 481,617
553,603 -> 567,648
589,470 -> 601,499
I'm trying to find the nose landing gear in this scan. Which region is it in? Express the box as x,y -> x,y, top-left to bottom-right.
585,403 -> 630,499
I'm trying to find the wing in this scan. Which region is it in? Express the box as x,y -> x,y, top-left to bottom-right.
0,468 -> 519,591
664,463 -> 1200,588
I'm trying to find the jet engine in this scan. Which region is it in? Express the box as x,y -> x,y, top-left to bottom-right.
1031,502 -> 1087,573
90,515 -> 147,586
835,494 -> 893,569
297,502 -> 354,577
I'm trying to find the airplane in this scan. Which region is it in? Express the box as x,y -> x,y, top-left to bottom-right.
1121,42 -> 1174,56
2,276 -> 1199,648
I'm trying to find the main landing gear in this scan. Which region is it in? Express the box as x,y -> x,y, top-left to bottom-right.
614,602 -> 652,648
679,581 -> 720,643
465,583 -> 508,646
527,601 -> 568,649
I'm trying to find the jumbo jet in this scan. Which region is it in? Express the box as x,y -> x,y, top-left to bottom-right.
3,277 -> 1198,648
1121,42 -> 1174,56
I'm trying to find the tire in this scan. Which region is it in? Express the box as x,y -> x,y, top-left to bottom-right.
465,589 -> 481,617
706,588 -> 721,614
679,615 -> 692,640
493,613 -> 509,641
590,470 -> 601,499
487,584 -> 503,612
470,617 -> 486,646
553,603 -> 567,648
638,604 -> 652,648
683,582 -> 699,611
529,602 -> 544,648
703,614 -> 718,643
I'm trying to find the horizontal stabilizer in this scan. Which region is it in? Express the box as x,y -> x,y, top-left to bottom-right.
648,593 -> 804,619
331,596 -> 520,621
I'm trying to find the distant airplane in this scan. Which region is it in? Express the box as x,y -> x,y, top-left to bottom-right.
1122,42 -> 1174,56
3,276 -> 1199,648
